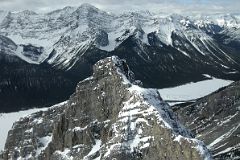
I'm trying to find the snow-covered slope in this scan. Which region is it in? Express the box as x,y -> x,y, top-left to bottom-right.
0,107 -> 49,151
0,4 -> 240,70
192,13 -> 240,29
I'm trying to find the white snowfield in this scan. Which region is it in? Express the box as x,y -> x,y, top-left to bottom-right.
158,75 -> 233,105
0,108 -> 49,151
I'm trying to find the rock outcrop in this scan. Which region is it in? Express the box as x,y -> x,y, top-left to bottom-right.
173,81 -> 240,159
1,56 -> 211,160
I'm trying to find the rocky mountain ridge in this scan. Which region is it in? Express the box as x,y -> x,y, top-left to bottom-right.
173,81 -> 240,159
0,56 -> 211,160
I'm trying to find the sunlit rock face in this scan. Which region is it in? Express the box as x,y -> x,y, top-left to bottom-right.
1,56 -> 211,160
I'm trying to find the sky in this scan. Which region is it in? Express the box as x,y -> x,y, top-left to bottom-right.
0,0 -> 239,14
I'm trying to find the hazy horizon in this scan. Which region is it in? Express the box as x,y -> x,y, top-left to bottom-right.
0,0 -> 239,14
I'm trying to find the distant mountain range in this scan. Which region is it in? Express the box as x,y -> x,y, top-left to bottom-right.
1,3 -> 240,112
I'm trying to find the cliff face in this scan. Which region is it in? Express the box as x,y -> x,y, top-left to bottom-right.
173,81 -> 240,159
1,56 -> 211,160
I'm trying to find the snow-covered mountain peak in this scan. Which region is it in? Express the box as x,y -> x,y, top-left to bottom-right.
16,10 -> 38,16
191,13 -> 240,29
77,3 -> 99,10
121,10 -> 153,19
73,3 -> 111,18
169,13 -> 184,21
46,6 -> 76,17
0,5 -> 239,69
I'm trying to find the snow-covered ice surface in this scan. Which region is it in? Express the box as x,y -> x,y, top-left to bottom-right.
158,76 -> 233,105
0,107 -> 48,151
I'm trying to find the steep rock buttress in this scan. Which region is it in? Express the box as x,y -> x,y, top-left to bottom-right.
1,56 -> 211,160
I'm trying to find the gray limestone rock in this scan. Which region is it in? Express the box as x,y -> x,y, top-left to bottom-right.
1,56 -> 211,160
174,81 -> 240,159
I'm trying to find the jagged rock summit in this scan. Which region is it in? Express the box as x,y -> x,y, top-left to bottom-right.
1,56 -> 211,160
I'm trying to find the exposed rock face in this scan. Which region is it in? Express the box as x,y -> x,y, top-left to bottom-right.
94,30 -> 109,47
1,56 -> 211,160
173,82 -> 240,159
0,35 -> 17,54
